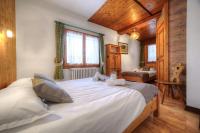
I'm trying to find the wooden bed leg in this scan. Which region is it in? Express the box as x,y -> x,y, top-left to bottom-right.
153,95 -> 159,117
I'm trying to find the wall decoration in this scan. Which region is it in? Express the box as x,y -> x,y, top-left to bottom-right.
118,42 -> 128,54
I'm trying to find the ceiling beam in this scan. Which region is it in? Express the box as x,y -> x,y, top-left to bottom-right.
134,0 -> 152,16
118,12 -> 161,35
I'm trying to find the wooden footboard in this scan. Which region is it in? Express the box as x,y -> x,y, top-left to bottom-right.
123,95 -> 159,133
123,75 -> 144,83
123,75 -> 157,83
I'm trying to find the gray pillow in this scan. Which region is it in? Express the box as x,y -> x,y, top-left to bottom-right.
32,78 -> 73,103
34,73 -> 55,83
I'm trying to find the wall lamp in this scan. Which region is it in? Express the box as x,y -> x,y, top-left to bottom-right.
0,29 -> 13,43
6,29 -> 13,38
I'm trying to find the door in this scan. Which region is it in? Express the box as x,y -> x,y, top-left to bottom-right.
115,54 -> 121,69
115,54 -> 121,78
156,1 -> 169,86
109,54 -> 115,69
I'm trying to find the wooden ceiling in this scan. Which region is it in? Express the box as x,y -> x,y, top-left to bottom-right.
89,0 -> 165,40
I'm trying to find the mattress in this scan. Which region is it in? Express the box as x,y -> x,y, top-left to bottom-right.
3,78 -> 156,133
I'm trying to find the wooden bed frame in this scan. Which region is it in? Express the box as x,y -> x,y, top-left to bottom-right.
0,81 -> 159,133
1,0 -> 160,132
123,95 -> 159,133
123,75 -> 156,83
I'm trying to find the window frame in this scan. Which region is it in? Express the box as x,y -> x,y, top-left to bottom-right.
63,29 -> 100,69
147,43 -> 156,63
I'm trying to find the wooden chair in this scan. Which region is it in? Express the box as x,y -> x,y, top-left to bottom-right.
156,63 -> 185,104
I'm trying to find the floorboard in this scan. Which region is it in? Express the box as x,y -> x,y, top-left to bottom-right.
134,95 -> 200,133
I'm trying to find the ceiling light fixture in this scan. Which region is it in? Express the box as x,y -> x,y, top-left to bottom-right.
130,29 -> 140,40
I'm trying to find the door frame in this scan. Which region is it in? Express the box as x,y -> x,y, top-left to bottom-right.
156,0 -> 169,82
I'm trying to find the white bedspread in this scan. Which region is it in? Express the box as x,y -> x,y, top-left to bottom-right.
4,78 -> 146,133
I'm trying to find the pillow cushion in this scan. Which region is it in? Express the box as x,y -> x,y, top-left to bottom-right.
150,67 -> 156,72
142,66 -> 150,71
106,79 -> 126,86
93,72 -> 109,81
110,72 -> 117,80
8,78 -> 33,88
32,78 -> 73,103
0,84 -> 49,131
34,73 -> 55,83
132,68 -> 139,72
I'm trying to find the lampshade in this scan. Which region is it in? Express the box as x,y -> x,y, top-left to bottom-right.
6,30 -> 13,38
130,30 -> 140,40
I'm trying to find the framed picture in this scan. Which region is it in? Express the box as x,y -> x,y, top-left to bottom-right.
118,42 -> 128,54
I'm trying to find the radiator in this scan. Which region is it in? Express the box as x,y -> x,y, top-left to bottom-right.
70,67 -> 99,80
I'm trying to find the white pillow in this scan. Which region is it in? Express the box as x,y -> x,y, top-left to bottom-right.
106,79 -> 126,86
8,78 -> 33,88
0,80 -> 49,131
132,68 -> 139,72
92,72 -> 109,81
150,67 -> 156,72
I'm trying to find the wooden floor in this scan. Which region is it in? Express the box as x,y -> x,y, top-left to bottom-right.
134,95 -> 200,133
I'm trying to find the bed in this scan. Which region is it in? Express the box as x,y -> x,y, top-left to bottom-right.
0,78 -> 159,133
122,70 -> 156,83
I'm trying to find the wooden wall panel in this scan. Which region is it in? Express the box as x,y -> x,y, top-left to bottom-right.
169,0 -> 186,81
0,0 -> 16,89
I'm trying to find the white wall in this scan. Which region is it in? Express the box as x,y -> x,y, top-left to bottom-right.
16,0 -> 140,80
118,35 -> 140,71
121,40 -> 140,71
186,0 -> 200,109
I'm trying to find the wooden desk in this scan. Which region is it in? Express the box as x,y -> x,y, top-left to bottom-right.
155,80 -> 184,104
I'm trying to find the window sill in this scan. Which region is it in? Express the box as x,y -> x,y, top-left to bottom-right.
147,61 -> 156,63
63,64 -> 100,69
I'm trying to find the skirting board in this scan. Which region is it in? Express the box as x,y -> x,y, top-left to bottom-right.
185,105 -> 200,114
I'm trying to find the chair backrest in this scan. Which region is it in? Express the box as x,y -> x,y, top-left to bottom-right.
170,63 -> 184,83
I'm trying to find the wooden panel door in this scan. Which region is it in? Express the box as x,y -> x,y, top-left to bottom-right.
156,1 -> 169,85
115,54 -> 121,69
106,44 -> 121,77
109,54 -> 115,69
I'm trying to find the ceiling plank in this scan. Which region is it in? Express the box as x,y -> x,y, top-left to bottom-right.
136,0 -> 165,14
88,0 -> 165,40
134,0 -> 152,16
118,12 -> 161,34
88,0 -> 149,31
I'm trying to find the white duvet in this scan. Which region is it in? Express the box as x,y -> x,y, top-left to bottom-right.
4,78 -> 146,133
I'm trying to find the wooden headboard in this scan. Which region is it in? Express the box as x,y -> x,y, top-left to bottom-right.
0,0 -> 16,89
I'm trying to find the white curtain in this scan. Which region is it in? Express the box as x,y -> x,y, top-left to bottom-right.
66,31 -> 83,64
148,44 -> 156,62
85,35 -> 99,64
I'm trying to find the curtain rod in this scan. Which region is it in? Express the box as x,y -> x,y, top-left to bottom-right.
55,21 -> 104,36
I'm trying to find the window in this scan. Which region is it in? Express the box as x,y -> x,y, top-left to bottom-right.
85,35 -> 99,64
147,44 -> 156,62
64,30 -> 100,68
